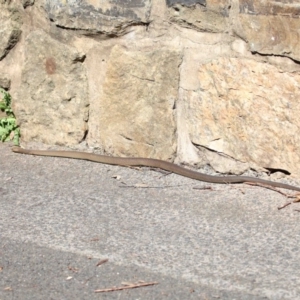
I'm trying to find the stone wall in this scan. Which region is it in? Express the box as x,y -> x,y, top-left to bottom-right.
1,0 -> 300,176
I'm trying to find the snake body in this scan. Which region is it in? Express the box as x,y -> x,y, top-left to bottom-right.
12,146 -> 300,192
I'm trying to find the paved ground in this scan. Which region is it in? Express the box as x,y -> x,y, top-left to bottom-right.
1,142 -> 300,299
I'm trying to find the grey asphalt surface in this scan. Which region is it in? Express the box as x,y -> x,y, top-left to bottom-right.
1,142 -> 300,300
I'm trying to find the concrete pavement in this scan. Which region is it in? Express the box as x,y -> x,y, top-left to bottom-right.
1,143 -> 300,299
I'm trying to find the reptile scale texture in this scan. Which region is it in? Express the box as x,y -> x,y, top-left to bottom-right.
12,146 -> 300,192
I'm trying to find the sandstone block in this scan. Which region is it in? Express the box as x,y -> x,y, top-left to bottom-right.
44,0 -> 151,36
98,45 -> 181,160
185,57 -> 300,175
16,30 -> 89,146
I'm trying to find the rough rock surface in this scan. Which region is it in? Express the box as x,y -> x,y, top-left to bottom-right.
1,0 -> 300,176
0,77 -> 11,90
98,45 -> 180,159
16,30 -> 88,146
238,1 -> 300,61
22,0 -> 34,8
186,57 -> 300,173
0,1 -> 22,60
45,0 -> 151,36
168,0 -> 229,33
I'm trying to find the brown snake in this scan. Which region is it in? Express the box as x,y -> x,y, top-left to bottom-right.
12,146 -> 300,192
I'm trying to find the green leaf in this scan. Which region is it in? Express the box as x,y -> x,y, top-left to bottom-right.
0,90 -> 20,145
13,128 -> 20,145
0,101 -> 7,111
0,126 -> 8,136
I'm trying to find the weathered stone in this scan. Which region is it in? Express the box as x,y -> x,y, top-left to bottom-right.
16,30 -> 89,146
238,0 -> 300,61
184,57 -> 300,175
0,2 -> 22,60
44,0 -> 151,36
1,0 -> 300,178
166,0 -> 206,6
98,45 -> 181,160
168,0 -> 230,33
239,0 -> 300,17
22,0 -> 34,8
0,77 -> 11,90
0,89 -> 8,118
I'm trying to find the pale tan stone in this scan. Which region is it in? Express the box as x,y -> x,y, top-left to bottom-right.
0,1 -> 22,60
168,1 -> 229,33
98,45 -> 181,160
236,0 -> 300,61
1,0 -> 300,178
16,30 -> 89,146
238,14 -> 300,61
185,57 -> 300,175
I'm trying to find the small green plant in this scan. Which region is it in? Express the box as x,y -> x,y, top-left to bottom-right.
0,88 -> 20,145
